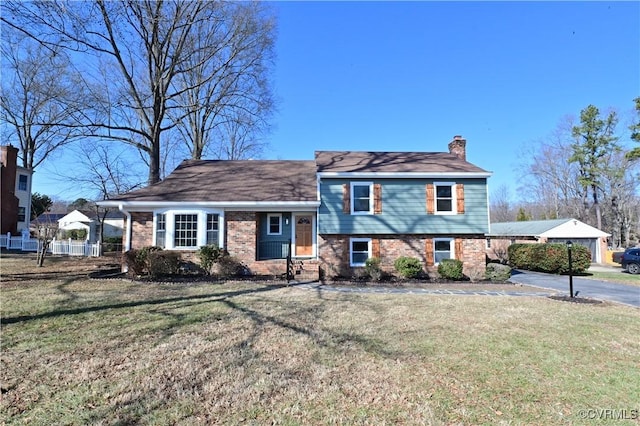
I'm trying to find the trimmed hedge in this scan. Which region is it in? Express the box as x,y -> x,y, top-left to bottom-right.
508,243 -> 591,274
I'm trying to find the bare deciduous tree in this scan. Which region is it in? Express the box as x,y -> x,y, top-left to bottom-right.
1,0 -> 277,184
519,116 -> 586,221
168,1 -> 275,161
489,184 -> 515,223
0,34 -> 87,170
520,109 -> 639,245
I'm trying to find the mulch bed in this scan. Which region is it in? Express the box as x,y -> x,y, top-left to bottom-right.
548,295 -> 603,304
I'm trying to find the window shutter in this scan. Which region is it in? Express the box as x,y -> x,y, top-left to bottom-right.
425,238 -> 434,266
342,184 -> 350,214
373,183 -> 382,214
372,238 -> 380,258
456,184 -> 465,214
426,184 -> 435,214
455,238 -> 463,259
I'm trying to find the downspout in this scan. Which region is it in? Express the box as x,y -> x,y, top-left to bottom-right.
316,176 -> 321,259
119,204 -> 132,273
120,204 -> 132,251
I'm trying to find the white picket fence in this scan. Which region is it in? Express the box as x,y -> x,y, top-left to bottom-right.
0,233 -> 100,257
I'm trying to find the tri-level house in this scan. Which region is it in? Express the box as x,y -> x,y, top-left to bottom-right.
100,136 -> 492,280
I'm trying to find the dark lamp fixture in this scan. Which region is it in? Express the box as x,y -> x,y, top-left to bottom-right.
566,240 -> 573,248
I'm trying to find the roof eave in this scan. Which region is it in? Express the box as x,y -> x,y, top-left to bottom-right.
317,171 -> 492,178
97,200 -> 321,212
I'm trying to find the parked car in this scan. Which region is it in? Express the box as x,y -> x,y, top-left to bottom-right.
620,248 -> 640,274
612,251 -> 625,264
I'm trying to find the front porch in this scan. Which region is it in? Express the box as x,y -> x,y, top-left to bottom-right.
225,211 -> 319,280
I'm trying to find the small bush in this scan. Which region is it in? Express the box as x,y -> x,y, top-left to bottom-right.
62,229 -> 88,240
121,246 -> 163,277
438,259 -> 464,280
122,250 -> 145,277
394,256 -> 422,279
485,263 -> 512,282
217,255 -> 246,278
364,257 -> 382,281
198,244 -> 224,275
147,251 -> 181,279
102,237 -> 123,252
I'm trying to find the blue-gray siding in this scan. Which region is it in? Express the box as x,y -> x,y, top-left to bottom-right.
318,179 -> 489,235
257,213 -> 291,259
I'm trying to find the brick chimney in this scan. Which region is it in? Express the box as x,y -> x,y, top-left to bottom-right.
448,135 -> 466,161
1,145 -> 20,234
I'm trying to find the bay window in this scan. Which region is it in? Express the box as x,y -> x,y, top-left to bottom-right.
154,210 -> 223,249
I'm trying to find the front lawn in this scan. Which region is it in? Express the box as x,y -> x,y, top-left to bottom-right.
1,255 -> 639,424
585,270 -> 640,287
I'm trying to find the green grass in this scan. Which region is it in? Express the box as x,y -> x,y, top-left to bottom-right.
585,270 -> 640,286
1,255 -> 639,425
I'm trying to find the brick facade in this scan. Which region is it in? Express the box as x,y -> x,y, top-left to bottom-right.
319,234 -> 486,279
130,212 -> 154,249
225,211 -> 257,266
1,145 -> 19,234
127,210 -> 320,280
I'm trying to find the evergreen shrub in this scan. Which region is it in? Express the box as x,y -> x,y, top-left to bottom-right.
394,256 -> 422,279
437,259 -> 464,280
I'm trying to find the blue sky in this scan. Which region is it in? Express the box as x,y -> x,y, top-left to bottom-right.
32,1 -> 639,201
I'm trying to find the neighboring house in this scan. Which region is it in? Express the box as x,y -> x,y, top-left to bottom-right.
99,136 -> 492,280
31,210 -> 125,242
1,145 -> 33,235
487,218 -> 610,264
31,212 -> 66,237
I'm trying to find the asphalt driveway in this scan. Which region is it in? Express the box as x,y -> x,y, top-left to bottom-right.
509,269 -> 640,307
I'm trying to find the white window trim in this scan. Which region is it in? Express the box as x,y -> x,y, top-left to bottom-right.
152,209 -> 224,250
18,174 -> 28,191
350,181 -> 374,215
433,238 -> 455,265
350,237 -> 372,267
434,182 -> 457,215
267,213 -> 282,236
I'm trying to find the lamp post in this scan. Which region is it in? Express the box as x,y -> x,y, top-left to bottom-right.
566,240 -> 574,298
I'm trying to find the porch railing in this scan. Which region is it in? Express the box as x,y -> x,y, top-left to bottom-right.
257,240 -> 290,260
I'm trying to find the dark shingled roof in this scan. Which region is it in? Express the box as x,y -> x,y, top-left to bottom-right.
315,151 -> 489,174
108,160 -> 318,203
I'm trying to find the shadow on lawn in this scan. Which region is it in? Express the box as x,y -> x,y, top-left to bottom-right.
1,282 -> 309,325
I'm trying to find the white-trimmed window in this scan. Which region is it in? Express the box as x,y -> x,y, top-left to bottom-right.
17,206 -> 26,222
174,214 -> 198,247
351,182 -> 373,214
206,214 -> 219,245
18,175 -> 28,191
154,210 -> 223,249
433,238 -> 454,264
155,213 -> 166,247
267,213 -> 282,235
350,237 -> 371,266
435,183 -> 455,214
